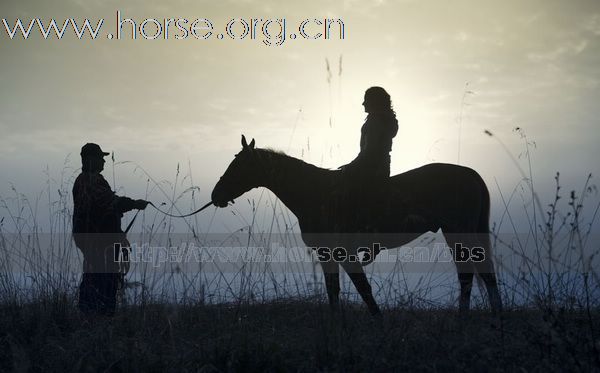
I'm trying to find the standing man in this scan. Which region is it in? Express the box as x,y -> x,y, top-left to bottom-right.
72,143 -> 148,316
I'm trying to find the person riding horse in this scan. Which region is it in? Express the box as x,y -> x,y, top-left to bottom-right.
211,136 -> 503,315
338,87 -> 398,232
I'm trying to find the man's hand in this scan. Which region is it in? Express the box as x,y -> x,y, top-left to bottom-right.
135,199 -> 150,210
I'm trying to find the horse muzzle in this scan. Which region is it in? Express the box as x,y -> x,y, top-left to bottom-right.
211,187 -> 231,208
213,200 -> 229,208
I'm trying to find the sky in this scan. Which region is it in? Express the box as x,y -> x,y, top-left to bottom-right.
1,0 -> 599,235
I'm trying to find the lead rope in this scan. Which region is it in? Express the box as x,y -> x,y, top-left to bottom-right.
118,200 -> 215,303
124,200 -> 214,234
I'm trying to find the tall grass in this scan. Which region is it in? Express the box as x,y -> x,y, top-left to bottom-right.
485,128 -> 600,311
0,130 -> 599,310
0,128 -> 599,370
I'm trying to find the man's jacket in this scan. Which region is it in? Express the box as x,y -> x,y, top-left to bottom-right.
72,172 -> 137,273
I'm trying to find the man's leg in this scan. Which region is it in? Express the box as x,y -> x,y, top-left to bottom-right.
97,273 -> 120,316
78,273 -> 95,314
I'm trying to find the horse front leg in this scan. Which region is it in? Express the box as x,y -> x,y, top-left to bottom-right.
340,260 -> 381,316
320,260 -> 340,312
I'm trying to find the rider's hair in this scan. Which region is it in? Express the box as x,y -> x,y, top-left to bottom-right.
365,86 -> 396,116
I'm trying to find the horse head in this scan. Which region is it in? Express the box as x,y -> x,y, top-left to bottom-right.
211,135 -> 260,207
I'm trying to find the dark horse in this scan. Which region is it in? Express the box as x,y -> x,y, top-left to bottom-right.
211,136 -> 502,315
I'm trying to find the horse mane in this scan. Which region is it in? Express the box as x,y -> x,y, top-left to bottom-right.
262,147 -> 286,156
257,148 -> 336,174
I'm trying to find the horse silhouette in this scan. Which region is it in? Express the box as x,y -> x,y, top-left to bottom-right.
211,135 -> 502,315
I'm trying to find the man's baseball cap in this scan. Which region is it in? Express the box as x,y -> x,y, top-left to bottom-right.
80,143 -> 110,158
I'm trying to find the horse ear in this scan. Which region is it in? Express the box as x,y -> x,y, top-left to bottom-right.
249,138 -> 255,149
241,135 -> 248,149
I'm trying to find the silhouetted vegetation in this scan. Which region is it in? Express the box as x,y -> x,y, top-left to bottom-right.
1,128 -> 599,371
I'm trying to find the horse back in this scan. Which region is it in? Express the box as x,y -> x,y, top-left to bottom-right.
388,163 -> 489,232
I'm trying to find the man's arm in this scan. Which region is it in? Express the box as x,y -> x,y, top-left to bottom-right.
92,175 -> 148,214
115,196 -> 148,213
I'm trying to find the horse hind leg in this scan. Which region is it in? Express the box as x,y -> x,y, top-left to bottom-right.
444,234 -> 476,313
477,261 -> 502,314
474,233 -> 502,313
456,263 -> 475,313
446,233 -> 503,314
456,226 -> 502,313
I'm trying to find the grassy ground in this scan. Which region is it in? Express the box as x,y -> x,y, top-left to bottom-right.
1,297 -> 599,372
1,134 -> 599,372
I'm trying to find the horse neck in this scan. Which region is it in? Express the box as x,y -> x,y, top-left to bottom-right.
256,150 -> 319,218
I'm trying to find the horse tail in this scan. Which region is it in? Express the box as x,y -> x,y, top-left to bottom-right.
476,175 -> 503,312
478,177 -> 491,235
475,175 -> 495,272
